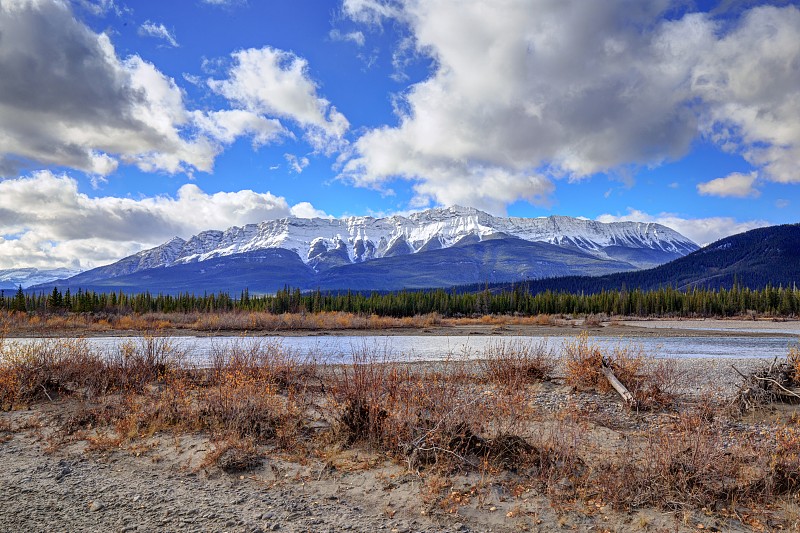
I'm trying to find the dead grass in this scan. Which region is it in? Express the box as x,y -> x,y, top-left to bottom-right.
0,309 -> 582,335
200,437 -> 263,473
479,339 -> 555,390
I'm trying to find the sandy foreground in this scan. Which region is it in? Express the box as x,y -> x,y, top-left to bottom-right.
1,323 -> 798,532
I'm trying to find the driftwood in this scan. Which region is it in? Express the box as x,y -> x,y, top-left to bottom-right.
735,357 -> 800,411
601,358 -> 637,409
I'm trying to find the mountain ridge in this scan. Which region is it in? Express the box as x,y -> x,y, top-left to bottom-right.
479,223 -> 800,294
0,268 -> 82,290
34,206 -> 699,294
66,206 -> 698,284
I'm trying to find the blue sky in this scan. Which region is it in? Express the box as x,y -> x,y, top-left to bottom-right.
0,0 -> 798,270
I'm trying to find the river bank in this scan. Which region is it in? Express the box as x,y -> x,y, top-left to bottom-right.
3,314 -> 799,340
1,344 -> 797,532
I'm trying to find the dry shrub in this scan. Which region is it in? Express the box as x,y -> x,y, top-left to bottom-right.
593,412 -> 771,511
0,338 -> 110,406
563,332 -> 605,391
788,344 -> 800,383
328,346 -> 402,447
200,372 -> 286,441
480,339 -> 555,389
0,364 -> 19,411
327,347 -> 520,471
398,373 -> 494,470
205,339 -> 314,392
197,340 -> 313,445
201,437 -> 263,473
583,314 -> 604,327
105,335 -> 184,392
533,314 -> 555,326
563,332 -> 677,410
772,425 -> 800,495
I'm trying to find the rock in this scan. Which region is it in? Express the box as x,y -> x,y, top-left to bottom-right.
89,501 -> 104,512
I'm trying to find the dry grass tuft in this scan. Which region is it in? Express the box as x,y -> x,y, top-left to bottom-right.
201,437 -> 263,473
479,339 -> 555,390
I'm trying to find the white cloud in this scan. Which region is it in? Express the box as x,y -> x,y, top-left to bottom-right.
329,29 -> 366,46
290,202 -> 330,219
139,21 -> 179,47
200,0 -> 244,5
208,47 -> 350,153
341,1 -> 800,209
0,0 -> 286,178
776,199 -> 790,209
284,153 -> 310,174
692,6 -> 800,185
192,110 -> 284,147
597,209 -> 768,247
0,172 -> 322,269
697,171 -> 759,198
75,0 -> 125,17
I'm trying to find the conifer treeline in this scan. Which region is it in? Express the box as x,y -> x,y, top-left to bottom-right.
1,284 -> 799,318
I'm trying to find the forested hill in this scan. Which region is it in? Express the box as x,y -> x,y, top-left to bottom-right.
483,223 -> 800,294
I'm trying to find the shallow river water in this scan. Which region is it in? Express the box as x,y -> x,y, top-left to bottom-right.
6,331 -> 798,364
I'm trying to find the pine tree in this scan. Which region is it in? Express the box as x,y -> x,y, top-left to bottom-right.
12,285 -> 26,312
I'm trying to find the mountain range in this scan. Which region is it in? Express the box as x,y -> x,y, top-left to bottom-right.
485,223 -> 800,294
0,268 -> 82,290
33,206 -> 699,294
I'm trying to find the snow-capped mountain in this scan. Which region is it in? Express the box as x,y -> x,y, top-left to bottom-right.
85,206 -> 698,279
43,206 -> 699,293
0,268 -> 83,290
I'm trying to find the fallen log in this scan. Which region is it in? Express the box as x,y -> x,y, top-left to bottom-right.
601,359 -> 637,409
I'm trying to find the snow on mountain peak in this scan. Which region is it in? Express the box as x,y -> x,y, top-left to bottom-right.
102,207 -> 699,274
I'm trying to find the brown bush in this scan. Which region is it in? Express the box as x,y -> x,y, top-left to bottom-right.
480,339 -> 555,390
105,335 -> 184,392
0,338 -> 111,406
563,332 -> 605,391
593,411 -> 767,511
563,333 -> 677,410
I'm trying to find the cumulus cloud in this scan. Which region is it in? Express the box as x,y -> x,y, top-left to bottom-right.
0,1 -> 201,175
692,6 -> 800,185
192,110 -> 284,147
697,171 -> 759,198
208,47 -> 349,153
290,202 -> 330,219
139,21 -> 179,47
0,0 -> 297,178
0,172 -> 321,269
341,0 -> 800,209
596,209 -> 768,247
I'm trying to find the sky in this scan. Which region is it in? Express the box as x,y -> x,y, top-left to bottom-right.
0,0 -> 799,271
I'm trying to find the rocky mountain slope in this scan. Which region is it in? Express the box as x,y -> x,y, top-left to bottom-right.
39,207 -> 698,294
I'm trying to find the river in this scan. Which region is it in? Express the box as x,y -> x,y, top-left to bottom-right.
4,330 -> 798,364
